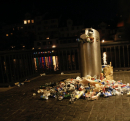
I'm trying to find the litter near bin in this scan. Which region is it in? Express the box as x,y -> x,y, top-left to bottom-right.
14,82 -> 24,87
14,82 -> 19,86
40,73 -> 46,76
34,74 -> 130,103
24,79 -> 30,82
33,63 -> 130,102
33,93 -> 36,96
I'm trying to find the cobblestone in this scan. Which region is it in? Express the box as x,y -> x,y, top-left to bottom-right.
0,72 -> 130,121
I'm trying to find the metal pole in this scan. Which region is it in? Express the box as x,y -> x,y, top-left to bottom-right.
73,49 -> 76,70
70,49 -> 72,71
4,55 -> 9,83
123,46 -> 125,67
66,50 -> 69,71
114,46 -> 117,68
110,47 -> 112,64
62,50 -> 65,71
127,45 -> 129,67
0,56 -> 4,83
77,48 -> 80,71
118,46 -> 121,67
101,47 -> 103,65
8,55 -> 13,83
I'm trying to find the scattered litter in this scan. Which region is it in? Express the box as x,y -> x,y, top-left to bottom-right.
24,79 -> 30,82
14,82 -> 19,86
32,63 -> 130,103
127,91 -> 130,96
40,73 -> 46,76
33,93 -> 36,96
34,74 -> 130,103
21,83 -> 24,85
18,84 -> 20,87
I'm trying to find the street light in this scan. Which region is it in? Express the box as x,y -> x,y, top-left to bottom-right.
102,40 -> 105,42
52,45 -> 56,48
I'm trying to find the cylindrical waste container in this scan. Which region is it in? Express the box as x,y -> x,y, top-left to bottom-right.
79,28 -> 101,77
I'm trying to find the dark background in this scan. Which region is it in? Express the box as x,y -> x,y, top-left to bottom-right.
0,0 -> 119,24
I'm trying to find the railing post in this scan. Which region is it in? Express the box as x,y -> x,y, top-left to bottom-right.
101,47 -> 103,65
114,46 -> 117,68
62,50 -> 65,71
110,47 -> 112,64
8,54 -> 13,83
0,56 -> 4,83
73,49 -> 76,70
77,48 -> 80,71
118,46 -> 121,67
21,54 -> 25,78
58,50 -> 61,72
4,55 -> 9,83
70,49 -> 72,71
123,46 -> 125,67
127,45 -> 129,67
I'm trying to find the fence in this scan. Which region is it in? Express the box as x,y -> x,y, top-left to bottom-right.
0,47 -> 80,85
101,44 -> 130,70
0,43 -> 130,85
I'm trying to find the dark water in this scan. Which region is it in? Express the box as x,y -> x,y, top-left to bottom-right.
34,56 -> 59,71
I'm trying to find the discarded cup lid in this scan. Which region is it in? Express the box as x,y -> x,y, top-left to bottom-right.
33,93 -> 36,96
21,83 -> 24,85
14,82 -> 19,85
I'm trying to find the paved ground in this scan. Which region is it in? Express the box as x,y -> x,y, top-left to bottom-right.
0,72 -> 130,121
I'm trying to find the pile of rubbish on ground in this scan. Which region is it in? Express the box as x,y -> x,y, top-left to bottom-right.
34,74 -> 130,103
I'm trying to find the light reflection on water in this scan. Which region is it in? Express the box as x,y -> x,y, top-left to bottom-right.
3,54 -> 75,74
34,56 -> 59,71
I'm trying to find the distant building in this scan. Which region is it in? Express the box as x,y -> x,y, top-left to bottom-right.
0,12 -> 126,51
34,12 -> 84,49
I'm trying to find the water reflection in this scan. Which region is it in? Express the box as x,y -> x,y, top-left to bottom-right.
34,56 -> 59,71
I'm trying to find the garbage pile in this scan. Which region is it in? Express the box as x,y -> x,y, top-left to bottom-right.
35,74 -> 130,103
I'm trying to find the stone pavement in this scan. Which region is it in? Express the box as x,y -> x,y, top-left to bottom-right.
0,72 -> 130,121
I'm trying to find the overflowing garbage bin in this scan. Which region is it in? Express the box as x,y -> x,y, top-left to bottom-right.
79,28 -> 102,77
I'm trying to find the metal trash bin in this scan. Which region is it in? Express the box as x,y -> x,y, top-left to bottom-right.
79,28 -> 101,77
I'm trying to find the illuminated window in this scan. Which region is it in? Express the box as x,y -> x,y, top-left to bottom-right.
46,37 -> 49,39
52,45 -> 56,48
31,20 -> 34,23
6,34 -> 8,36
10,33 -> 13,35
24,20 -> 27,24
28,20 -> 30,24
38,47 -> 41,49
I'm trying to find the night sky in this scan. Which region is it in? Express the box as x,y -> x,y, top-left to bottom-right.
0,0 -> 119,24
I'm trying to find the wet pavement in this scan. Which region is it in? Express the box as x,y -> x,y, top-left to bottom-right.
0,72 -> 130,121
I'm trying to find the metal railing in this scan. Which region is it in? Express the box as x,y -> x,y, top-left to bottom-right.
1,43 -> 130,85
101,43 -> 130,70
0,47 -> 80,85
